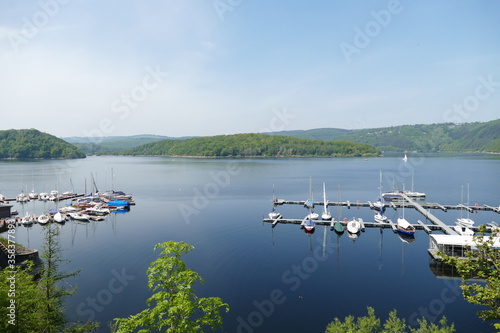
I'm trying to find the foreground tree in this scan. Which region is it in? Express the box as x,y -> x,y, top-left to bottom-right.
440,225 -> 500,330
112,241 -> 229,333
0,224 -> 98,332
325,307 -> 455,333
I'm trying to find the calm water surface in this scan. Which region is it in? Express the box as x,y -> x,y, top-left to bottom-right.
1,154 -> 499,332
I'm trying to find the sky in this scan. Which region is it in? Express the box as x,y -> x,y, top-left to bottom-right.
1,0 -> 499,139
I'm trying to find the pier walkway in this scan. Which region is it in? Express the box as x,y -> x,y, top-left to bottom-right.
399,193 -> 456,235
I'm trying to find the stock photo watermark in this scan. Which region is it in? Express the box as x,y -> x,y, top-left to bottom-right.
233,236 -> 334,333
443,74 -> 499,123
82,65 -> 168,143
408,279 -> 461,326
178,162 -> 241,224
76,268 -> 135,321
178,106 -> 296,224
5,224 -> 18,326
8,0 -> 71,52
213,0 -> 243,21
259,107 -> 296,133
339,0 -> 407,64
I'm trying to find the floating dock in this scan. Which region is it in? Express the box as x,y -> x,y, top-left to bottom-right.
266,194 -> 500,235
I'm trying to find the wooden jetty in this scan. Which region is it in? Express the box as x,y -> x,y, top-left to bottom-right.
272,197 -> 500,213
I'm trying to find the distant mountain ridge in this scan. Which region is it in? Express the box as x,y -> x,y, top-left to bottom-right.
268,119 -> 500,153
63,134 -> 178,155
61,119 -> 500,154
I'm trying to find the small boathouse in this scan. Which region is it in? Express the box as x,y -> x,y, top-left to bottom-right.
0,204 -> 12,219
428,234 -> 500,261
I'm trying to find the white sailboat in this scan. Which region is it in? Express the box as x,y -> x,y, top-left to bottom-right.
304,177 -> 314,209
397,191 -> 415,235
53,211 -> 66,223
402,154 -> 408,162
456,183 -> 474,227
321,183 -> 332,221
405,171 -> 426,198
302,213 -> 316,233
268,184 -> 282,220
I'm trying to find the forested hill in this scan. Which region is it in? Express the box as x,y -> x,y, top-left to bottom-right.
0,129 -> 86,159
270,119 -> 500,152
115,133 -> 381,157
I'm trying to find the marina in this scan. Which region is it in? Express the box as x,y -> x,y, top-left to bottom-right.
264,191 -> 500,237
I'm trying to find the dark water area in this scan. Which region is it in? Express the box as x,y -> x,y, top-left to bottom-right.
1,153 -> 499,332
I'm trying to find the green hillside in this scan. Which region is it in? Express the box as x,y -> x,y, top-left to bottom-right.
117,133 -> 381,157
270,119 -> 500,153
0,129 -> 86,159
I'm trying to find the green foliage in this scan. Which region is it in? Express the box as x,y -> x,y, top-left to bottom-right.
0,226 -> 99,332
324,307 -> 455,333
271,119 -> 500,152
0,129 -> 86,159
116,133 -> 381,157
440,225 -> 500,330
113,241 -> 229,333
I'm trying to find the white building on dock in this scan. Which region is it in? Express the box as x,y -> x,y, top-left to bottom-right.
428,234 -> 500,261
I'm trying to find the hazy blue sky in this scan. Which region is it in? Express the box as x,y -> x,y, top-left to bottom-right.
1,0 -> 499,138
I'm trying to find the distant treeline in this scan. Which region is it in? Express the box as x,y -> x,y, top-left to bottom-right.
270,119 -> 500,153
110,133 -> 381,157
0,129 -> 85,159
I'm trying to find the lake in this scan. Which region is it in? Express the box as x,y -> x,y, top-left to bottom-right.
1,153 -> 499,332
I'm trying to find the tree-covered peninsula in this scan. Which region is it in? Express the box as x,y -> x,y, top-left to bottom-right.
115,133 -> 381,157
0,129 -> 86,159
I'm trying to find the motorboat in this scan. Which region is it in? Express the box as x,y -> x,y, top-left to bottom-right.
22,213 -> 34,225
346,218 -> 361,234
37,214 -> 50,225
69,212 -> 90,222
453,224 -> 474,236
39,192 -> 50,201
16,192 -> 30,203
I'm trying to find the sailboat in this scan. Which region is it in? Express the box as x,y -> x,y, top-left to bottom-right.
332,184 -> 344,234
302,213 -> 316,233
304,177 -> 315,209
456,183 -> 474,227
403,154 -> 408,162
405,171 -> 426,199
268,184 -> 282,220
373,171 -> 388,222
397,193 -> 415,235
321,183 -> 332,221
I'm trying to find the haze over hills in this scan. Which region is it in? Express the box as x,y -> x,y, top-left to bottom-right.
64,119 -> 500,154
